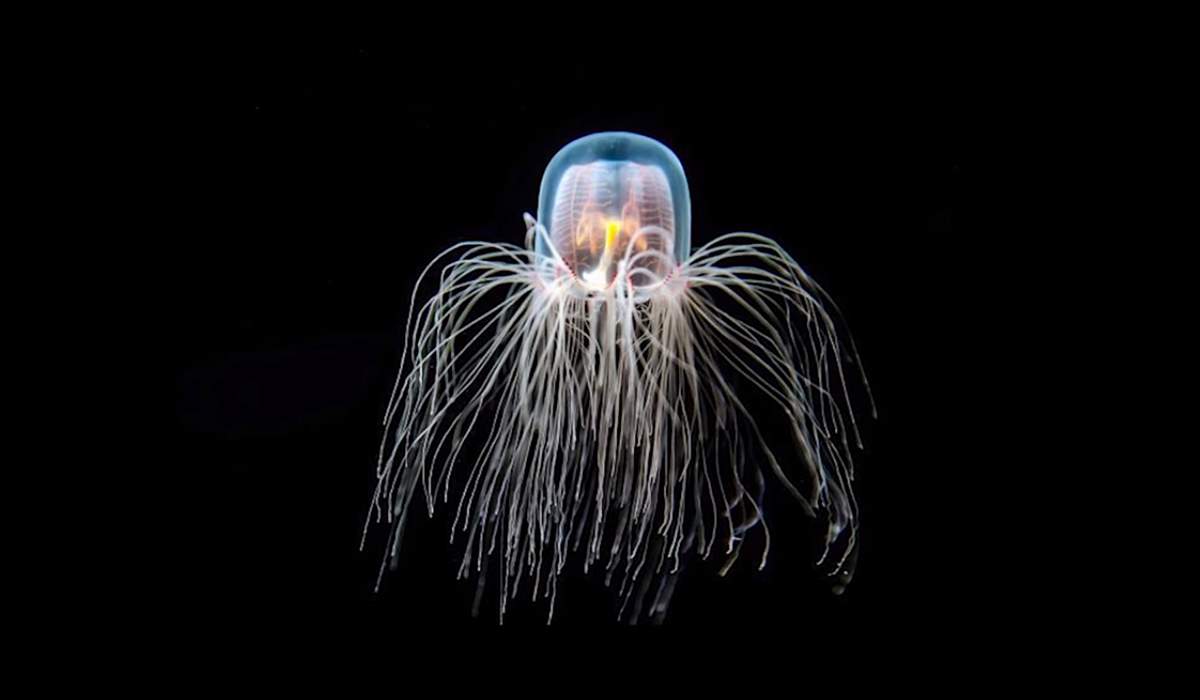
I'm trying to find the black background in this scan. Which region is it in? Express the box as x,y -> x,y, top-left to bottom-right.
171,37 -> 1003,646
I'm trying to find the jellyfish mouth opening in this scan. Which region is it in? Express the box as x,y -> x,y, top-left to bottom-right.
579,266 -> 610,292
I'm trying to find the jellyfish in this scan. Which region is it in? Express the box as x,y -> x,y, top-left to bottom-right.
364,132 -> 872,623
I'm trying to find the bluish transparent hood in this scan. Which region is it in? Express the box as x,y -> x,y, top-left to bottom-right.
536,133 -> 691,275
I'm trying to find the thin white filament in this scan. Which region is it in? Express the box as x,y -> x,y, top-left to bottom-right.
364,219 -> 871,624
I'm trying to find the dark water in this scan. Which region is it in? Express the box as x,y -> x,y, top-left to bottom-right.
165,36 -> 1022,662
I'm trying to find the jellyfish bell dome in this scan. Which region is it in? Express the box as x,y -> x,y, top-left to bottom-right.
536,132 -> 691,295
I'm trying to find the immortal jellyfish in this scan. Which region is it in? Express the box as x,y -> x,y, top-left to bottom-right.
364,132 -> 872,623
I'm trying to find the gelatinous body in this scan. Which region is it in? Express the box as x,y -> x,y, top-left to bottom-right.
365,132 -> 872,624
537,133 -> 689,298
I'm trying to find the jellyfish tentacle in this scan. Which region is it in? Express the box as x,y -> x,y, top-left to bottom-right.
367,136 -> 871,623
